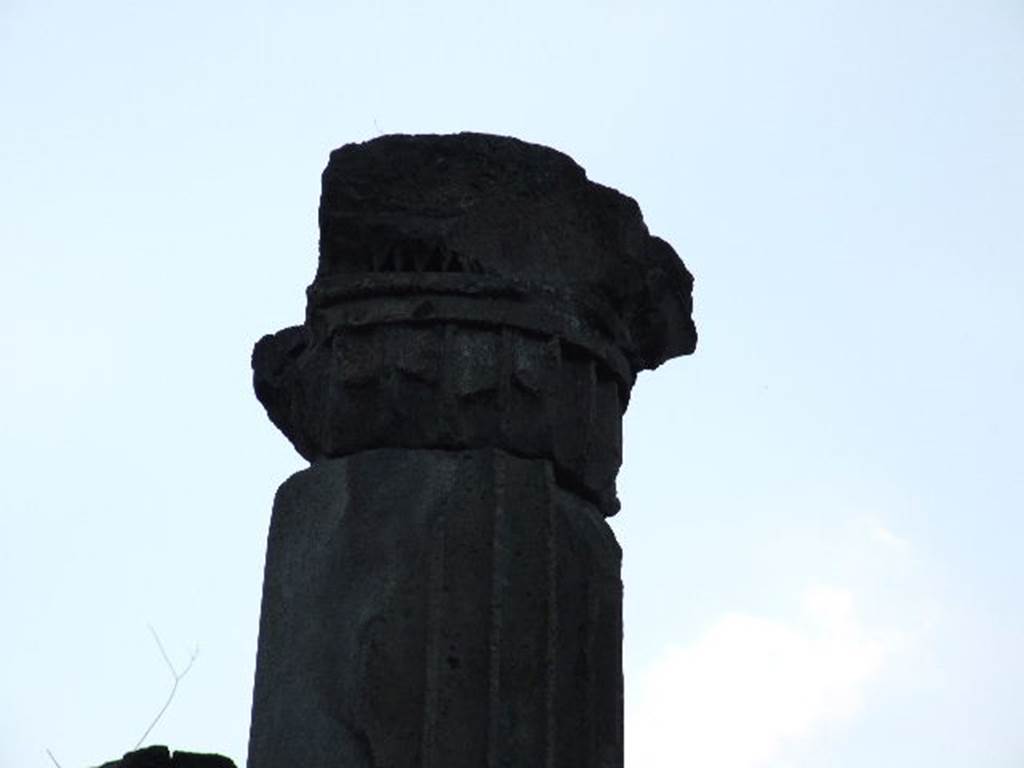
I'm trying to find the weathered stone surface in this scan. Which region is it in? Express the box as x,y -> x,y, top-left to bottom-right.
315,133 -> 694,369
248,450 -> 622,768
253,133 -> 695,515
248,133 -> 695,768
95,746 -> 235,768
254,319 -> 625,512
170,753 -> 236,768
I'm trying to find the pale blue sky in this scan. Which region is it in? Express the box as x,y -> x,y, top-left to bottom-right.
1,1 -> 1022,766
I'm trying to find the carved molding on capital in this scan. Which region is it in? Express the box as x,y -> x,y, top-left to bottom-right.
252,133 -> 696,516
254,315 -> 624,514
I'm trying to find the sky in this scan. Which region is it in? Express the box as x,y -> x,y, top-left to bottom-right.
1,1 -> 1022,766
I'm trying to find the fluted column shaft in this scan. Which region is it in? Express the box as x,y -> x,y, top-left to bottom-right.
248,449 -> 622,768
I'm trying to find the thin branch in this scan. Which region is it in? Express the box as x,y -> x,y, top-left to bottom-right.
134,627 -> 199,749
148,623 -> 177,679
45,748 -> 62,768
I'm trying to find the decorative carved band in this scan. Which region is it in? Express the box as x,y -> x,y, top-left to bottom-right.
254,315 -> 625,515
307,273 -> 637,385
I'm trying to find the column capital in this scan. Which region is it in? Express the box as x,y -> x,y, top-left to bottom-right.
253,133 -> 695,514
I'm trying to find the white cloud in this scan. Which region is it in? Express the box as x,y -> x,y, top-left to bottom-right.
626,587 -> 903,768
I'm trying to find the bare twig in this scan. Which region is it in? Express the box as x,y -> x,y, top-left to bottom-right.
134,625 -> 199,749
45,748 -> 62,768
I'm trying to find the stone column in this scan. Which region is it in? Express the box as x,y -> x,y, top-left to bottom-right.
248,133 -> 695,768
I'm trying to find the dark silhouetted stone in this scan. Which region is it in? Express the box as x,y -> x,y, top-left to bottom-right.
249,450 -> 622,767
121,746 -> 169,768
249,133 -> 695,768
253,133 -> 695,515
96,747 -> 235,768
171,752 -> 237,768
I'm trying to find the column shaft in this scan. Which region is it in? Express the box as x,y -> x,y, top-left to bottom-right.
248,449 -> 622,768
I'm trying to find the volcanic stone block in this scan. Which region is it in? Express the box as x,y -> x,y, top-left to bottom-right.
253,133 -> 696,516
249,133 -> 695,768
96,747 -> 236,768
248,449 -> 622,768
